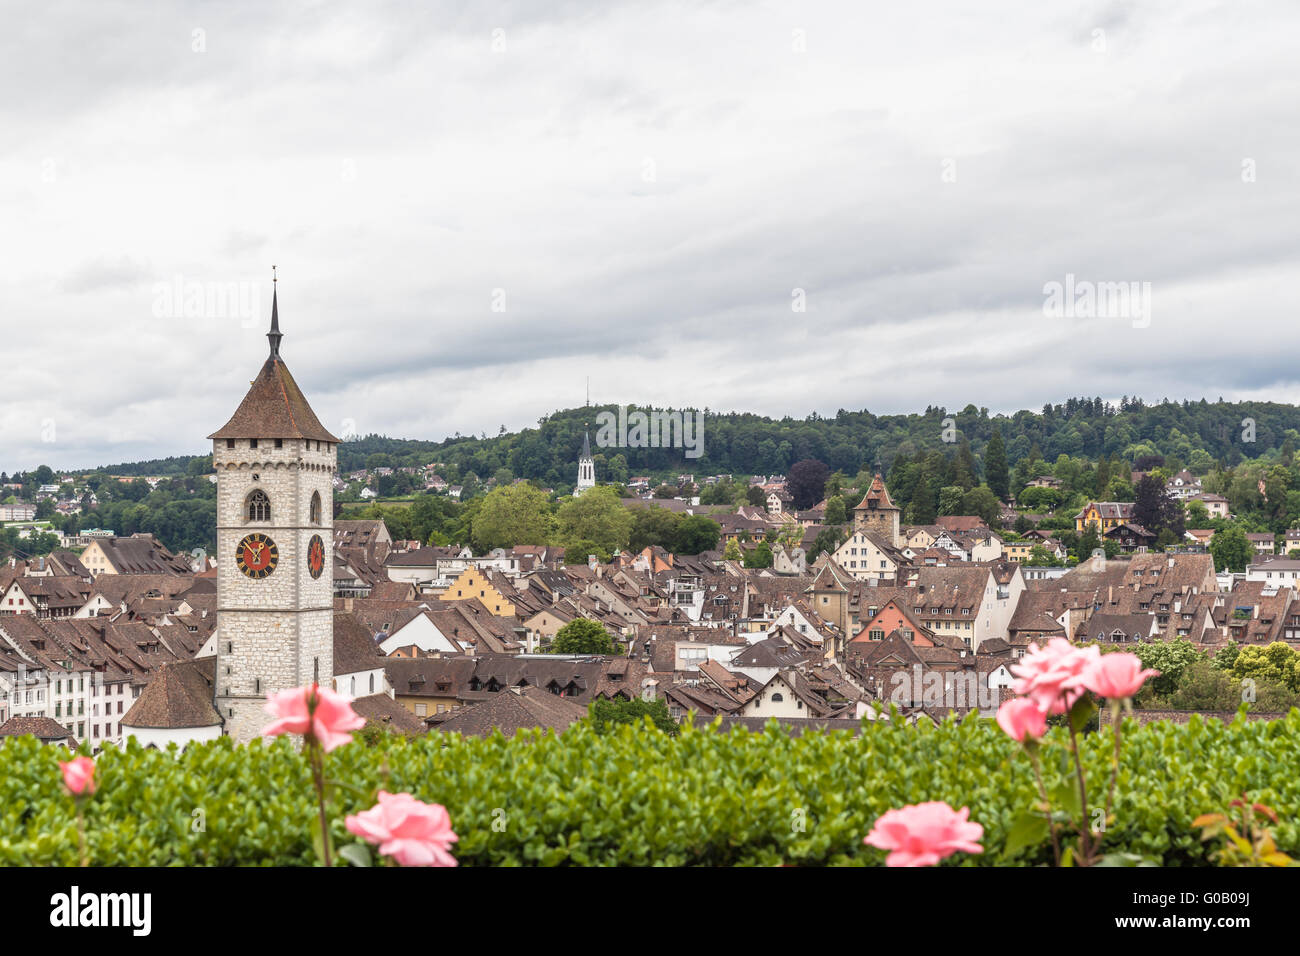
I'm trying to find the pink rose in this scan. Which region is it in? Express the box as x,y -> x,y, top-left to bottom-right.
61,755 -> 96,796
346,791 -> 459,867
261,684 -> 366,752
863,801 -> 984,867
996,698 -> 1048,742
1083,653 -> 1160,700
1010,639 -> 1100,715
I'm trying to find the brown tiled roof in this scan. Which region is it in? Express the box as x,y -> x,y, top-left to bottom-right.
349,692 -> 428,736
935,515 -> 988,533
366,581 -> 416,602
120,657 -> 222,730
208,357 -> 340,442
1081,613 -> 1156,643
385,656 -> 477,697
91,536 -> 192,575
333,612 -> 386,675
853,474 -> 898,513
0,715 -> 76,744
433,686 -> 588,737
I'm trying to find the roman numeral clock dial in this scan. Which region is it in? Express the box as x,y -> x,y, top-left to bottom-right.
235,533 -> 279,579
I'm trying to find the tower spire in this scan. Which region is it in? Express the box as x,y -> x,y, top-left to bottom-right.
267,265 -> 282,359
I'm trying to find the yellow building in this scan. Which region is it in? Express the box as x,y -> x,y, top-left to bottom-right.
439,566 -> 515,616
1074,502 -> 1134,533
1005,540 -> 1036,562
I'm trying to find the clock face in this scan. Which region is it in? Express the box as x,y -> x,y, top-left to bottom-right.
235,533 -> 278,579
307,534 -> 326,579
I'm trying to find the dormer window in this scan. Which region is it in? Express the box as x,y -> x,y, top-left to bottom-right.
247,489 -> 271,522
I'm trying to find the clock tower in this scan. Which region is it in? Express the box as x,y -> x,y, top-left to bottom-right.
209,276 -> 339,743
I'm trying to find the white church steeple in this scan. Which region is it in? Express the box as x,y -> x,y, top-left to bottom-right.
575,428 -> 596,496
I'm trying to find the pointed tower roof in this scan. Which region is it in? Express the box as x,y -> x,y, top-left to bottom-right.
853,473 -> 899,512
209,278 -> 340,442
267,280 -> 283,358
580,430 -> 592,460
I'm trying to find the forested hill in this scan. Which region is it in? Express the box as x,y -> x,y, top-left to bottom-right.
71,397 -> 1300,486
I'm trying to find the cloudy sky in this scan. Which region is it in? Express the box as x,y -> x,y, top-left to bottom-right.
3,0 -> 1298,472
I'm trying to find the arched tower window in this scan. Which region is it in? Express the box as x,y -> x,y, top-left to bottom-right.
247,489 -> 271,522
310,491 -> 322,524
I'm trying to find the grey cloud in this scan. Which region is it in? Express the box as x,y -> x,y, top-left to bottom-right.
4,0 -> 1300,471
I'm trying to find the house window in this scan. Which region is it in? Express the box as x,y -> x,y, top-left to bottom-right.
247,489 -> 271,521
274,438 -> 283,448
310,491 -> 322,524
415,703 -> 428,716
227,439 -> 235,449
771,693 -> 784,702
250,439 -> 258,449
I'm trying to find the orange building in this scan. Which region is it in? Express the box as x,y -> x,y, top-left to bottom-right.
850,599 -> 934,646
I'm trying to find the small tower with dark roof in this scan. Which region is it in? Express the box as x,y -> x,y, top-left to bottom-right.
852,473 -> 901,547
208,272 -> 339,743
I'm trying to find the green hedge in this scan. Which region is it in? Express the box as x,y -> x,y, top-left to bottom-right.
1,710 -> 1297,866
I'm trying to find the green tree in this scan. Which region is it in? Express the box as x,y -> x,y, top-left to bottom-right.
743,540 -> 773,569
628,506 -> 681,553
1077,526 -> 1101,563
723,537 -> 742,561
985,427 -> 1009,500
1230,642 -> 1300,693
672,515 -> 721,555
552,617 -> 615,654
471,483 -> 551,552
555,486 -> 634,556
1209,525 -> 1253,573
823,495 -> 847,525
563,540 -> 609,564
1164,660 -> 1300,712
1213,642 -> 1240,671
1125,640 -> 1206,700
938,485 -> 964,517
587,698 -> 678,735
960,486 -> 1001,526
808,527 -> 845,561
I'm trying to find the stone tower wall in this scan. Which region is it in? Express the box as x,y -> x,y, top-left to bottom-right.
214,437 -> 335,743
